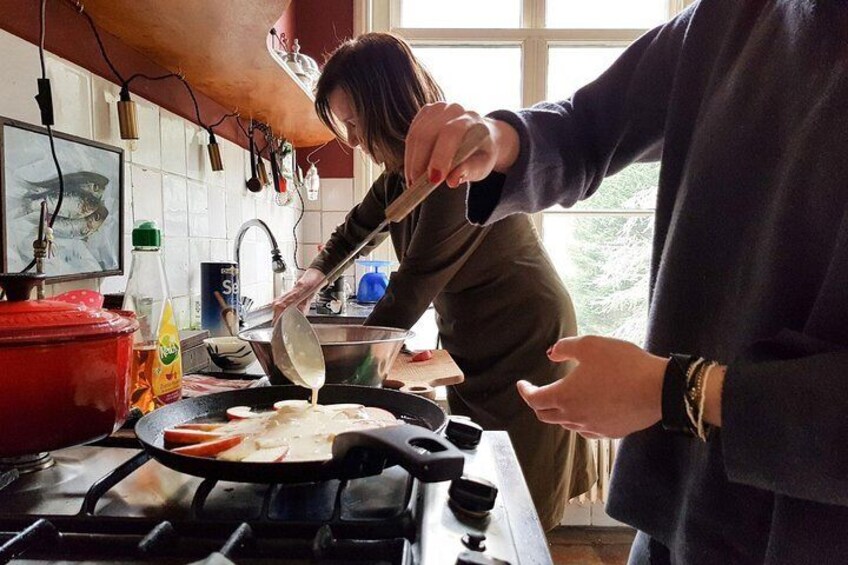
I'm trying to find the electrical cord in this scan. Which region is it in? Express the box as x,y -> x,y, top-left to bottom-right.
76,1 -> 125,84
3,0 -> 67,302
292,169 -> 306,271
208,110 -> 240,130
40,0 -> 66,232
77,0 -> 239,139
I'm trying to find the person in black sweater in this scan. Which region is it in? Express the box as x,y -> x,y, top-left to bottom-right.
404,0 -> 848,563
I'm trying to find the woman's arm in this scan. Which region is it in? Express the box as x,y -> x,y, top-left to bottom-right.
272,175 -> 390,314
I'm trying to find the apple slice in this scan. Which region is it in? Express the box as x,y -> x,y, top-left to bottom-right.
273,400 -> 310,410
173,435 -> 244,457
255,435 -> 290,449
164,428 -> 224,445
241,445 -> 290,462
217,437 -> 257,462
226,406 -> 264,420
411,350 -> 433,362
174,422 -> 223,431
363,407 -> 399,423
326,403 -> 364,411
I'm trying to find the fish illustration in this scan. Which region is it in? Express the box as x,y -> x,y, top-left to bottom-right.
23,204 -> 109,241
18,172 -> 109,220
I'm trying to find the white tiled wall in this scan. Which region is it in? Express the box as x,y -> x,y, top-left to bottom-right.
299,176 -> 399,292
0,29 -> 299,329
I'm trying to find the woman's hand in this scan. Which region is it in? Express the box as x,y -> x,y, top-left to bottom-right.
516,336 -> 669,439
272,268 -> 325,318
404,102 -> 520,188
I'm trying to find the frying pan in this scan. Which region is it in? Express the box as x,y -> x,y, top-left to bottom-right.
135,384 -> 464,484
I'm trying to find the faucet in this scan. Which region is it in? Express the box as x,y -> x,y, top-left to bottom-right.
234,219 -> 287,319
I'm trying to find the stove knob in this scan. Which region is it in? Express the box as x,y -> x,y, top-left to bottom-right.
455,550 -> 511,565
462,532 -> 486,551
446,418 -> 483,449
448,475 -> 498,518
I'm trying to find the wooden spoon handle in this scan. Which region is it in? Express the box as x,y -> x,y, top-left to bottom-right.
385,123 -> 489,223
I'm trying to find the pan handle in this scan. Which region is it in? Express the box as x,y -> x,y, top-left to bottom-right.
332,424 -> 465,483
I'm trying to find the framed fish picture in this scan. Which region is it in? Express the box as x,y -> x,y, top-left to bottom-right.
0,117 -> 123,282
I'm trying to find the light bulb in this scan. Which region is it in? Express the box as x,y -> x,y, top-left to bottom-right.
206,129 -> 224,172
117,86 -> 139,140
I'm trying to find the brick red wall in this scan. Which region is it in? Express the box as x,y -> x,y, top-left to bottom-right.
294,0 -> 355,178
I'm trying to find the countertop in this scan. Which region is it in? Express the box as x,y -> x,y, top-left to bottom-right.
241,299 -> 375,329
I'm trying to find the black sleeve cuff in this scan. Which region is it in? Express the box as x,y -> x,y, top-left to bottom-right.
467,172 -> 506,226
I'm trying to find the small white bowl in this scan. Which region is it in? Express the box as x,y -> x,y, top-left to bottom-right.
204,337 -> 257,372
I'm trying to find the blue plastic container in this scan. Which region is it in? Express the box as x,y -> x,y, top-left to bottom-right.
356,260 -> 392,303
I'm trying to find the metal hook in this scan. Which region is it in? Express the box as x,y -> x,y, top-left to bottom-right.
306,142 -> 329,166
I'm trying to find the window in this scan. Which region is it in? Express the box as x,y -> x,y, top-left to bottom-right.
363,0 -> 690,344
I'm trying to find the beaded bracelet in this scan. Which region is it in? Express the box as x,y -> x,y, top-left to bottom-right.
663,353 -> 716,441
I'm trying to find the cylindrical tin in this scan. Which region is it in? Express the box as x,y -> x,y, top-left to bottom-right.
200,261 -> 240,337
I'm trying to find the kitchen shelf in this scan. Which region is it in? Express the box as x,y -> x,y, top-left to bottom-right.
80,0 -> 333,147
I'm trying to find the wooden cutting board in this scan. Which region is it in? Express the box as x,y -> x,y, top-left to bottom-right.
385,349 -> 464,392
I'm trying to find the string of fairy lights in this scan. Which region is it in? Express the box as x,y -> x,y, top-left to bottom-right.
72,0 -> 291,177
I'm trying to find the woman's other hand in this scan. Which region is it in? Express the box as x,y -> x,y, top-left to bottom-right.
272,268 -> 325,318
516,336 -> 669,439
404,102 -> 520,189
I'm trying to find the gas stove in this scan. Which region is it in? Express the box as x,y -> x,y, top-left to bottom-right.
0,430 -> 551,564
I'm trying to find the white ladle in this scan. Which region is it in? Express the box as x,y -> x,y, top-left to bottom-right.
271,306 -> 325,404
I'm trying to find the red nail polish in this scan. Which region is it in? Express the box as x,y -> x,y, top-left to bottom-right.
428,169 -> 442,184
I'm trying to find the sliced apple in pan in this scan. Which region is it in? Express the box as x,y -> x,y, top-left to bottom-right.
164,428 -> 225,445
362,407 -> 399,423
226,406 -> 265,420
172,435 -> 244,457
325,403 -> 364,411
173,422 -> 224,432
241,445 -> 290,462
273,399 -> 310,411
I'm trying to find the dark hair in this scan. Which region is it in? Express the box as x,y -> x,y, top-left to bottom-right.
315,32 -> 444,172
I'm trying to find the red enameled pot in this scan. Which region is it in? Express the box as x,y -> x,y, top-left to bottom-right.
0,274 -> 138,458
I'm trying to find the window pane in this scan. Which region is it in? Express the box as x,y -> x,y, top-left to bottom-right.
547,0 -> 669,29
413,47 -> 522,114
543,214 -> 653,343
548,46 -> 625,100
561,163 -> 660,211
400,0 -> 520,28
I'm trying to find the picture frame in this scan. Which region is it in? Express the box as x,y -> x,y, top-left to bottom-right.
0,116 -> 124,282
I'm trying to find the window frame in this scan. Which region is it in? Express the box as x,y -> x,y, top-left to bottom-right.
354,0 -> 692,243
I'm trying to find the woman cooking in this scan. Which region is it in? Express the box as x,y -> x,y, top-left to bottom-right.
272,32 -> 594,530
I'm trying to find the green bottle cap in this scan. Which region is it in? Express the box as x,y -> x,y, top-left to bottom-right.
132,220 -> 161,247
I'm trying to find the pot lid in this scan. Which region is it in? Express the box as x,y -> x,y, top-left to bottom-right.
0,274 -> 138,345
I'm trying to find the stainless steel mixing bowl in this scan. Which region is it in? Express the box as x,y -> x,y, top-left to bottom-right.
238,324 -> 412,387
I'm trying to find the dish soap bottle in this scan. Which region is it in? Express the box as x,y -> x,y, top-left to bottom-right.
123,220 -> 183,415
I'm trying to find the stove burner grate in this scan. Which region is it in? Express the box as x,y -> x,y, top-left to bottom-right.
0,517 -> 413,563
0,449 -> 418,563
